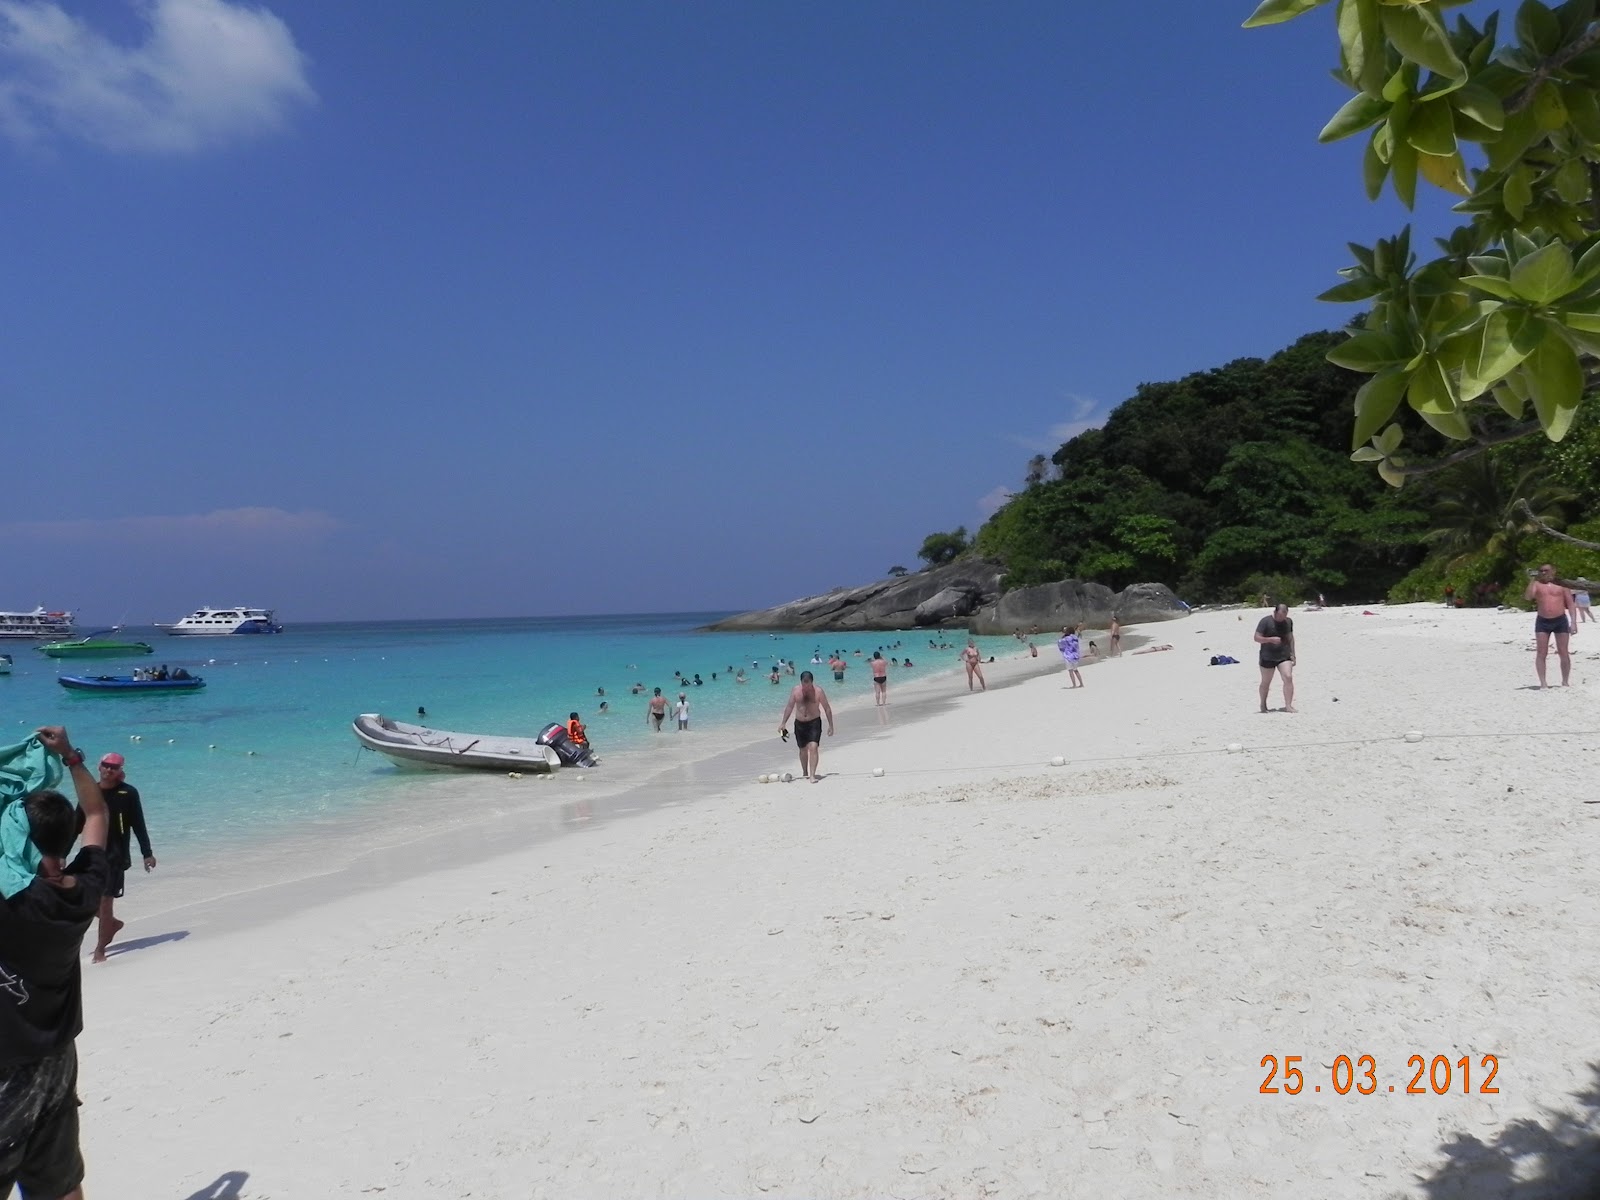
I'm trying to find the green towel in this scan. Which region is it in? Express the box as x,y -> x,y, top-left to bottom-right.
0,737 -> 63,899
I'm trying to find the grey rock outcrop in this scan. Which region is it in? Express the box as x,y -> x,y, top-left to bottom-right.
705,562 -> 1189,634
704,560 -> 1007,633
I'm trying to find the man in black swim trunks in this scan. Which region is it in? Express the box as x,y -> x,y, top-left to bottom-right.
778,671 -> 835,783
1525,563 -> 1578,688
0,725 -> 111,1200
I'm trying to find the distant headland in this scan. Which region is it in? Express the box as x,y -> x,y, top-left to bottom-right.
702,559 -> 1189,634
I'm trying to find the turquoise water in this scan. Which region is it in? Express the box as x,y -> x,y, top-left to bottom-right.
1,614 -> 1011,859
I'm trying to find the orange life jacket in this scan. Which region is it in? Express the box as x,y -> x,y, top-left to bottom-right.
567,719 -> 586,744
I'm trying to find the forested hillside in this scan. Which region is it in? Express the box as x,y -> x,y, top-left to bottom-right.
969,331 -> 1599,604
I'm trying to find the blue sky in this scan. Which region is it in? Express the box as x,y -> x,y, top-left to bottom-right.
0,0 -> 1465,622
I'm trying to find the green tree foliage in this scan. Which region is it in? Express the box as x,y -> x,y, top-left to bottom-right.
1421,455 -> 1574,564
917,527 -> 970,568
973,332 -> 1432,599
886,564 -> 910,577
1246,0 -> 1600,493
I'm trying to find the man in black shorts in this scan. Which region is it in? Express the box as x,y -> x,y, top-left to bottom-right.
778,671 -> 836,783
1,725 -> 110,1200
1253,603 -> 1297,713
90,753 -> 155,964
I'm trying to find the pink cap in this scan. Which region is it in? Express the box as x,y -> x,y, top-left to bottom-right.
99,752 -> 125,768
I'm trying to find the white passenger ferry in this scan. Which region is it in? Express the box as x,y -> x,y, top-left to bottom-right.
0,608 -> 75,639
157,607 -> 283,636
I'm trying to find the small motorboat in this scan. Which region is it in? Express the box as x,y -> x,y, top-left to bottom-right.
0,654 -> 11,675
59,673 -> 205,692
352,714 -> 563,772
38,631 -> 155,658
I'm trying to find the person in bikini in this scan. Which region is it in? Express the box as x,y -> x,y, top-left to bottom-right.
960,639 -> 986,691
1525,563 -> 1578,687
778,671 -> 835,782
645,688 -> 669,731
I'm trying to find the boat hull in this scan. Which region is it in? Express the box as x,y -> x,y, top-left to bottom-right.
160,623 -> 281,636
59,675 -> 205,692
352,714 -> 561,773
40,642 -> 154,658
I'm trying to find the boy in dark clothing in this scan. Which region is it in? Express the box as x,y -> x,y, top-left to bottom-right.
89,754 -> 154,965
0,725 -> 110,1200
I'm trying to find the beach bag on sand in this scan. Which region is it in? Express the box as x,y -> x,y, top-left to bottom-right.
1208,655 -> 1239,665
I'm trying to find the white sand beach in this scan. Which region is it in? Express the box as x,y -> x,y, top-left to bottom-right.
77,604 -> 1600,1199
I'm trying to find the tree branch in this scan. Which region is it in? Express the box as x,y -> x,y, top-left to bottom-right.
1513,499 -> 1600,553
1395,420 -> 1543,479
1506,22 -> 1600,116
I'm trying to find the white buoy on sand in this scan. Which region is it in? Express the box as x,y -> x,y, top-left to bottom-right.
759,774 -> 770,784
782,772 -> 794,783
1227,743 -> 1243,754
574,775 -> 585,782
872,767 -> 885,777
1050,756 -> 1066,767
1404,730 -> 1425,743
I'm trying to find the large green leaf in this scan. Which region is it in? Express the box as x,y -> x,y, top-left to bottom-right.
1559,297 -> 1600,332
1327,329 -> 1406,370
1406,96 -> 1457,155
1243,0 -> 1332,26
1391,136 -> 1419,208
1555,159 -> 1590,204
1486,107 -> 1544,171
1321,92 -> 1392,142
1462,273 -> 1521,299
1318,275 -> 1386,302
1515,0 -> 1563,56
1380,3 -> 1466,79
1510,242 -> 1577,302
1533,82 -> 1570,131
1417,405 -> 1474,439
1363,130 -> 1390,198
1337,0 -> 1388,95
1492,383 -> 1528,419
1406,355 -> 1459,415
1524,323 -> 1584,438
1350,365 -> 1411,447
1450,82 -> 1506,131
1418,150 -> 1469,195
1563,84 -> 1600,143
1504,165 -> 1534,220
1459,306 -> 1540,399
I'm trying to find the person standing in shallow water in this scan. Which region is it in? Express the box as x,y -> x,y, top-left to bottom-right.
645,688 -> 669,731
779,671 -> 835,783
870,652 -> 889,706
1254,603 -> 1297,713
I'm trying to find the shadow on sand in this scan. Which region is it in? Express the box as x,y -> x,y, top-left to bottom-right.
184,1170 -> 248,1199
1418,1064 -> 1600,1199
104,930 -> 189,959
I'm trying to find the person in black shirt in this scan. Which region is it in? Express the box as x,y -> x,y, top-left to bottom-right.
1253,603 -> 1297,713
0,725 -> 109,1200
90,753 -> 155,965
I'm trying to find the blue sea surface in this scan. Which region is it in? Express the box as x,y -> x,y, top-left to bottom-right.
1,613 -> 1008,860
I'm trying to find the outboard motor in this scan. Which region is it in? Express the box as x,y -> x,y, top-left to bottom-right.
537,722 -> 598,768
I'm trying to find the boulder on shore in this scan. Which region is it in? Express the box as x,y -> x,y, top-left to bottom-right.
703,563 -> 1189,634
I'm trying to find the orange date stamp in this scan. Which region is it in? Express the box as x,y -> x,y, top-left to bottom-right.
1260,1053 -> 1500,1096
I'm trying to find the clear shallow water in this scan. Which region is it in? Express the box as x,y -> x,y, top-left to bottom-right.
1,613 -> 1013,859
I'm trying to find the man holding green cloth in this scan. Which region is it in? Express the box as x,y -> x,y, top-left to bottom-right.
0,726 -> 109,1200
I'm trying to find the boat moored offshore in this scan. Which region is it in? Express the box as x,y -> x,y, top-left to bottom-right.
157,607 -> 283,636
0,608 -> 75,639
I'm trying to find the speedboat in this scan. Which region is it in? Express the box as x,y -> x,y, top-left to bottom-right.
38,631 -> 155,658
352,714 -> 564,772
0,608 -> 74,639
59,673 -> 205,692
157,607 -> 282,635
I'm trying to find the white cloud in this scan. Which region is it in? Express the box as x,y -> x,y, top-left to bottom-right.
0,0 -> 314,152
976,486 -> 1012,518
0,506 -> 343,543
1008,393 -> 1106,454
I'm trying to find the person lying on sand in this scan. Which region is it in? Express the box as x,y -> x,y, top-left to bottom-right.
1130,644 -> 1173,655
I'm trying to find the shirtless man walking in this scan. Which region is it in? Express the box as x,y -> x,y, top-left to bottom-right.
778,670 -> 835,782
1526,563 -> 1578,687
960,639 -> 986,691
